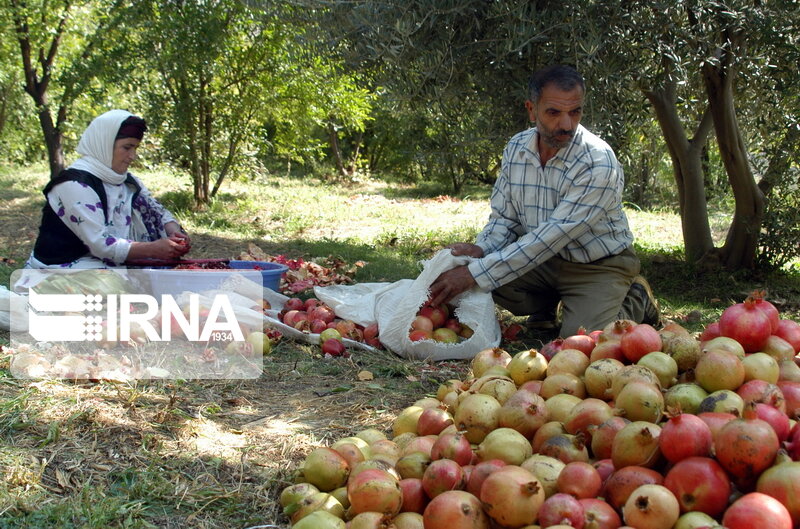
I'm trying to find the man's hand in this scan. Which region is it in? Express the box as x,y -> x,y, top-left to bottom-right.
447,243 -> 484,258
428,265 -> 477,307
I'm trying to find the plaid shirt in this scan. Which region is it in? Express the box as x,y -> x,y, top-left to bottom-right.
468,124 -> 634,291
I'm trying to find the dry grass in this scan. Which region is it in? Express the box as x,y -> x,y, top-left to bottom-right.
1,163 -> 798,528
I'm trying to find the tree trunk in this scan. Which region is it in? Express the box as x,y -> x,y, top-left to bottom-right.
11,0 -> 70,178
702,33 -> 764,270
328,121 -> 347,177
643,82 -> 715,263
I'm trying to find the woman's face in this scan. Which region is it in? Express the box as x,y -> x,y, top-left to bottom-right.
111,137 -> 141,174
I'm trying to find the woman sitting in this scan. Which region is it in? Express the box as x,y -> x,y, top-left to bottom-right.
27,109 -> 191,269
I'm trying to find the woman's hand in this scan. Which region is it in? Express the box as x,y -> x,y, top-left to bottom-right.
165,221 -> 191,251
128,237 -> 191,261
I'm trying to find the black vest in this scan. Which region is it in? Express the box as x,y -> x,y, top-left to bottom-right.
32,169 -> 141,265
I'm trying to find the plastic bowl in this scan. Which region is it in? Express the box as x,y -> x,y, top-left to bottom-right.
228,260 -> 288,292
144,268 -> 247,297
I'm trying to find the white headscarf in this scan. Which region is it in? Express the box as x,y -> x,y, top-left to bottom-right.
69,109 -> 135,185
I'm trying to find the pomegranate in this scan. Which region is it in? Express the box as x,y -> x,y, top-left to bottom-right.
736,379 -> 785,411
544,393 -> 583,423
658,410 -> 713,463
589,340 -> 627,363
619,322 -> 662,363
718,296 -> 773,353
396,452 -> 432,480
371,439 -> 403,465
697,389 -> 744,416
422,459 -> 466,499
466,459 -> 506,497
611,421 -> 661,470
722,492 -> 793,529
622,484 -> 679,529
663,383 -> 708,415
583,358 -> 625,399
540,338 -> 565,361
590,416 -> 630,460
579,498 -> 622,529
614,381 -> 664,423
292,510 -> 346,529
470,347 -> 512,378
422,490 -> 489,529
547,348 -> 591,377
399,478 -> 428,514
602,466 -> 664,511
762,335 -> 796,363
756,455 -> 800,526
593,458 -> 615,484
637,351 -> 678,388
564,398 -> 616,439
714,405 -> 780,489
663,456 -> 731,517
754,402 -> 791,441
779,381 -> 800,418
702,335 -> 746,358
392,512 -> 424,529
506,348 -> 548,386
540,433 -> 590,464
498,389 -> 549,439
417,407 -> 454,436
539,372 -> 587,399
401,435 -> 437,459
537,493 -> 585,528
694,349 -> 745,392
334,441 -> 367,468
453,394 -> 501,444
562,328 -> 596,355
531,421 -> 568,453
609,365 -> 661,401
556,461 -> 603,499
280,482 -> 320,507
347,468 -> 403,516
475,427 -> 532,466
302,447 -> 350,491
698,320 -> 721,343
349,512 -> 391,529
430,432 -> 473,466
697,411 -> 737,442
392,406 -> 425,437
774,318 -> 800,353
479,466 -> 545,528
785,422 -> 800,460
520,454 -> 565,498
750,290 -> 780,332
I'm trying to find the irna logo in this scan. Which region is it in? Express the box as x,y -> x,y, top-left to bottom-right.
27,290 -> 244,343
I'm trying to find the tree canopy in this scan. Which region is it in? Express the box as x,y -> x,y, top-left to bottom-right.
1,0 -> 798,269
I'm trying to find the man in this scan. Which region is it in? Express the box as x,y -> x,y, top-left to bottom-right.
428,64 -> 659,337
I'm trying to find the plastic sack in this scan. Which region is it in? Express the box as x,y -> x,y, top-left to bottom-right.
315,249 -> 501,360
1,286 -> 29,332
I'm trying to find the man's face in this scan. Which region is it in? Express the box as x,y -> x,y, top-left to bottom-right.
111,137 -> 140,174
525,84 -> 585,152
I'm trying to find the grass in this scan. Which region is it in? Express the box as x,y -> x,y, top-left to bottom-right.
1,162 -> 799,528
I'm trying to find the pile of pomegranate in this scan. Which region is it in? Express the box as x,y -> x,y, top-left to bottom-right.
409,302 -> 474,343
280,292 -> 800,529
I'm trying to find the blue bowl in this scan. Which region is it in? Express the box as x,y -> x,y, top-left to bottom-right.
228,260 -> 288,292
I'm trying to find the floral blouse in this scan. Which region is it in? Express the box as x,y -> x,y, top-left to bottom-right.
27,175 -> 177,269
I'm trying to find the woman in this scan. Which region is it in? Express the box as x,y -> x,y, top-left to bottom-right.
27,109 -> 191,269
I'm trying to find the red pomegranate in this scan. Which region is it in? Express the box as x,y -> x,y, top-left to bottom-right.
722,492 -> 793,529
714,406 -> 780,489
663,456 -> 731,517
718,297 -> 773,353
658,410 -> 713,463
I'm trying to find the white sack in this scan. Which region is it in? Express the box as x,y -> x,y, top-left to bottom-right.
315,249 -> 501,360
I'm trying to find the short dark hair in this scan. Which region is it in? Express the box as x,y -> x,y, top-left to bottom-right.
528,65 -> 585,103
